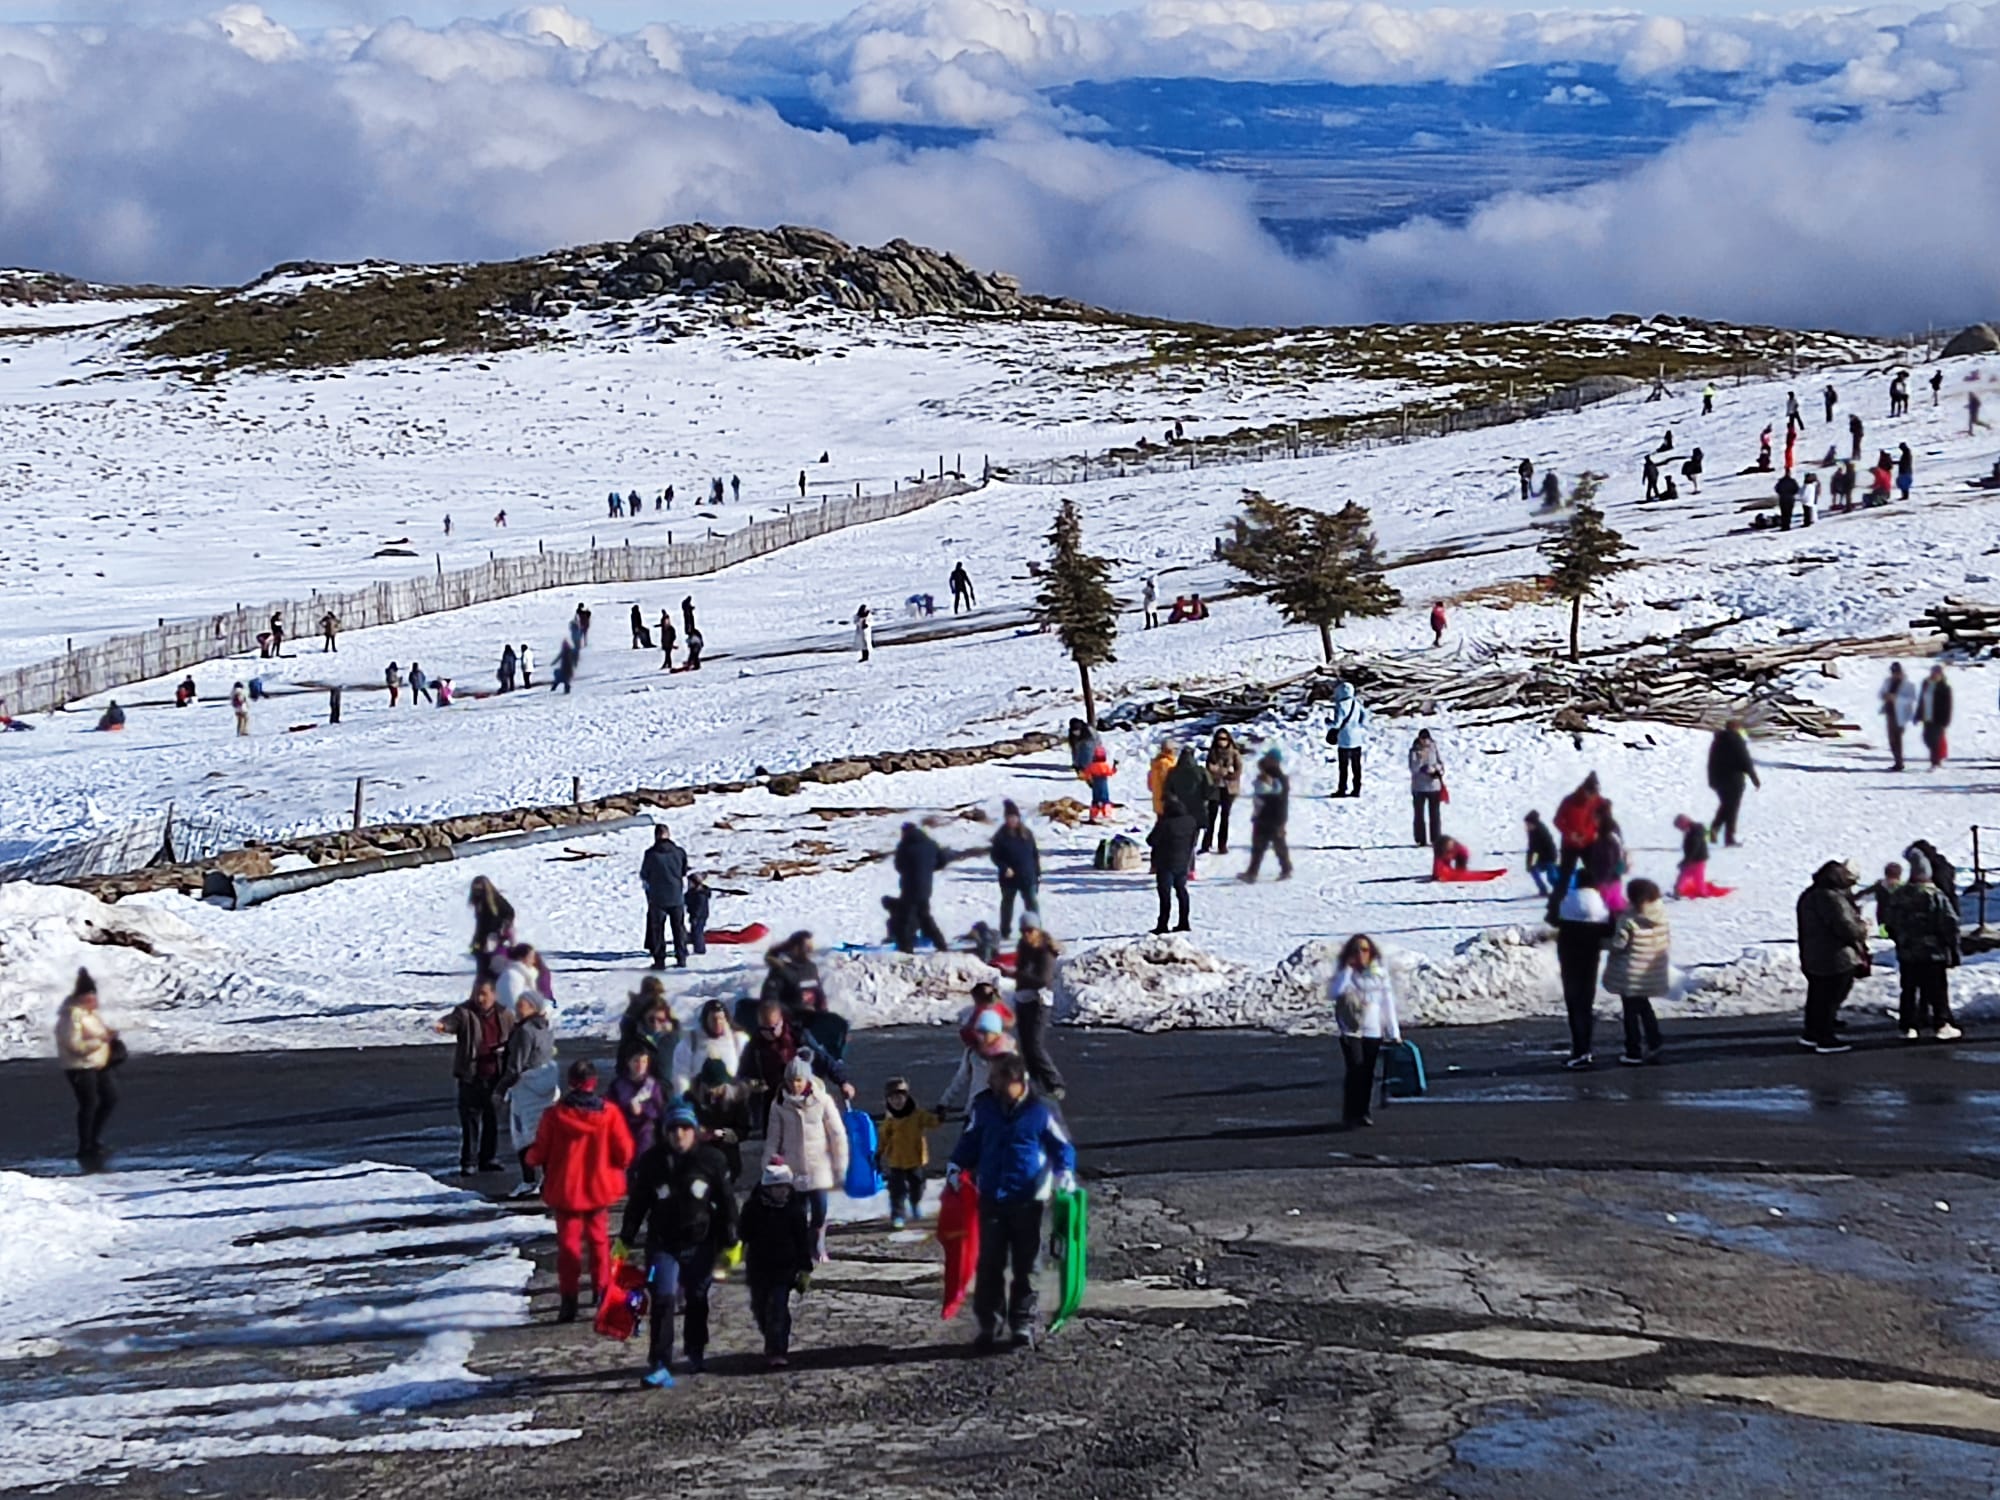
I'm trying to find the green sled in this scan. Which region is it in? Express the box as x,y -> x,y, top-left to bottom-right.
1048,1186 -> 1088,1333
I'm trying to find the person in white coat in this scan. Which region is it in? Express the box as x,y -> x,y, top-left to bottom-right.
1331,934 -> 1400,1127
1326,680 -> 1371,797
671,999 -> 747,1098
854,605 -> 874,663
518,643 -> 535,688
1879,663 -> 1919,771
767,1056 -> 849,1261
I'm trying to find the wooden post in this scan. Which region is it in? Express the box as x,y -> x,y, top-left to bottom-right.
352,777 -> 364,830
572,775 -> 581,805
436,555 -> 442,576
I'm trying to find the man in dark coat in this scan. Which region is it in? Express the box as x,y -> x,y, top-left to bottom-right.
620,1105 -> 739,1386
1147,795 -> 1198,933
1163,749 -> 1212,839
1705,720 -> 1760,847
892,823 -> 951,953
1796,860 -> 1871,1052
640,825 -> 690,969
989,801 -> 1040,938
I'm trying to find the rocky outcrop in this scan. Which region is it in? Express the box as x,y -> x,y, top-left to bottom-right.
511,223 -> 1080,320
1942,323 -> 2000,358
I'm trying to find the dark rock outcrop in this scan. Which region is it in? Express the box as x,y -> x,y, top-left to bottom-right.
1942,323 -> 2000,358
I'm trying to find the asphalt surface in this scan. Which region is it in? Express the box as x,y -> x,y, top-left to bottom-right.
6,1008 -> 1998,1179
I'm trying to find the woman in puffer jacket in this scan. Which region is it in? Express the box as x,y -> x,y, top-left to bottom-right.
1330,935 -> 1400,1127
55,967 -> 119,1163
670,999 -> 746,1099
1601,878 -> 1671,1066
499,991 -> 559,1199
766,1056 -> 850,1262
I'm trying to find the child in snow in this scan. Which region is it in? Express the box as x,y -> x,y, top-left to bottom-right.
1602,879 -> 1671,1065
1431,834 -> 1470,877
685,873 -> 712,955
1672,815 -> 1729,899
1084,739 -> 1116,821
739,1159 -> 816,1369
1524,812 -> 1560,894
878,1076 -> 942,1229
939,1008 -> 1018,1116
1864,862 -> 1904,935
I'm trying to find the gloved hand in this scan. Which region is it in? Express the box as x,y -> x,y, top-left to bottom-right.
610,1237 -> 630,1262
1055,1171 -> 1078,1195
793,1271 -> 812,1295
719,1242 -> 744,1272
944,1164 -> 963,1190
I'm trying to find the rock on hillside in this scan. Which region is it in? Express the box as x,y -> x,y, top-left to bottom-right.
1942,323 -> 2000,358
514,223 -> 1080,320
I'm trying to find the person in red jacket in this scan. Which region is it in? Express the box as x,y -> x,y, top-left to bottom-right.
1429,602 -> 1447,647
1548,773 -> 1604,915
525,1060 -> 635,1323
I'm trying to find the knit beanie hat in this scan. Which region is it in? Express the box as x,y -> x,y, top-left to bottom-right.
784,1055 -> 814,1087
1908,850 -> 1932,882
697,1058 -> 733,1088
664,1104 -> 698,1130
762,1159 -> 795,1187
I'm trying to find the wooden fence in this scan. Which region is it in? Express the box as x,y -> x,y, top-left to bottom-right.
0,478 -> 973,716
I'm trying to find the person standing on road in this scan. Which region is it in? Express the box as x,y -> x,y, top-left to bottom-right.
1796,860 -> 1871,1054
1331,935 -> 1399,1127
1200,728 -> 1244,854
1408,730 -> 1446,848
1880,662 -> 1918,770
524,1060 -> 633,1324
1012,920 -> 1066,1099
1241,748 -> 1294,883
893,823 -> 952,953
1148,795 -> 1198,932
1554,884 -> 1611,1067
1326,681 -> 1369,798
1918,665 -> 1953,769
640,825 -> 690,970
620,1102 -> 738,1388
948,1051 -> 1077,1352
436,977 -> 515,1175
1602,879 -> 1670,1065
1705,719 -> 1759,847
990,800 -> 1040,939
1887,851 -> 1963,1041
55,968 -> 120,1164
499,990 -> 559,1198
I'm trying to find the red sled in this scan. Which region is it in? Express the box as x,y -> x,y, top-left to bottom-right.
704,923 -> 770,946
1433,863 -> 1506,883
593,1255 -> 649,1341
936,1175 -> 980,1320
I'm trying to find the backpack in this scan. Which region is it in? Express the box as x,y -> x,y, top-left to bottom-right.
1380,1041 -> 1428,1100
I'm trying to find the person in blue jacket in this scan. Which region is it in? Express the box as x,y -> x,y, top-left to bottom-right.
1325,680 -> 1371,797
948,1053 -> 1076,1351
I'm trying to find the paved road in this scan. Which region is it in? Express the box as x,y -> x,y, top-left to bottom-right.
6,1010 -> 1996,1178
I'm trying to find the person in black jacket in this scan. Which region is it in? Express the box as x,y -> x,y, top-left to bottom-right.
738,1159 -> 815,1368
990,801 -> 1041,938
620,1104 -> 739,1388
1795,860 -> 1871,1052
892,823 -> 951,953
1012,920 -> 1065,1097
759,932 -> 826,1019
1918,665 -> 1953,769
1242,749 -> 1294,882
1553,885 -> 1612,1067
1148,796 -> 1198,933
640,825 -> 690,969
1704,720 -> 1760,847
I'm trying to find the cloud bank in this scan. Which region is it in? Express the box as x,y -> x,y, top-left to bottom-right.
0,1 -> 1996,331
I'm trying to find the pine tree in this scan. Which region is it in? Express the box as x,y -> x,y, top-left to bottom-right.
1223,491 -> 1401,662
1036,498 -> 1120,724
1540,477 -> 1635,660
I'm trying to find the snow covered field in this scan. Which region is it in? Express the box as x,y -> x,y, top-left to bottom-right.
2,293 -> 1999,1060
0,1163 -> 571,1488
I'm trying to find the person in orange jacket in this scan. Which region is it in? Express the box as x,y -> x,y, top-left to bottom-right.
525,1059 -> 635,1323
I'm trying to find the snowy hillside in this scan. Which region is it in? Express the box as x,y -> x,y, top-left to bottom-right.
1,225 -> 1996,1059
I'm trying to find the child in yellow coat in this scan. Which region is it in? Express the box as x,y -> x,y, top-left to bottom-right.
877,1077 -> 942,1229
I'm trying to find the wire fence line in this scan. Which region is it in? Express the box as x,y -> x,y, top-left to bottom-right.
0,478 -> 973,719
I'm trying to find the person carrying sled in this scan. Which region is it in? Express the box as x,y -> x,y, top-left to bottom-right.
739,1158 -> 815,1368
1705,720 -> 1759,847
947,1051 -> 1076,1351
619,1103 -> 738,1387
1796,860 -> 1870,1053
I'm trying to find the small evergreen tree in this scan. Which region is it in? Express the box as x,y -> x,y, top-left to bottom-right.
1223,490 -> 1401,662
1036,498 -> 1119,724
1540,476 -> 1635,660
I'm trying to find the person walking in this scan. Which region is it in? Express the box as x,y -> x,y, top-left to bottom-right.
1701,384 -> 1716,415
1326,681 -> 1370,798
385,662 -> 402,707
640,825 -> 690,970
1012,920 -> 1065,1099
630,604 -> 648,650
55,968 -> 120,1163
499,990 -> 560,1198
1408,730 -> 1446,848
990,800 -> 1040,938
1918,665 -> 1953,769
1429,602 -> 1447,646
619,1102 -> 738,1387
319,611 -> 339,652
1142,575 -> 1159,629
409,662 -> 432,704
853,604 -> 874,663
1602,879 -> 1671,1065
1796,860 -> 1871,1053
1331,935 -> 1399,1126
658,611 -> 677,671
738,1159 -> 815,1368
1705,719 -> 1759,847
1880,662 -> 1919,770
1200,728 -> 1244,854
230,681 -> 250,737
947,1052 -> 1076,1351
893,822 -> 951,953
1148,795 -> 1198,932
1554,884 -> 1611,1067
435,978 -> 515,1175
1241,748 -> 1294,882
766,1059 -> 848,1262
1823,383 -> 1838,424
524,1060 -> 633,1323
1886,851 -> 1962,1040
518,644 -> 534,688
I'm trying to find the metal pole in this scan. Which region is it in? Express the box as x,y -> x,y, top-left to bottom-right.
353,777 -> 364,830
1977,826 -> 1989,935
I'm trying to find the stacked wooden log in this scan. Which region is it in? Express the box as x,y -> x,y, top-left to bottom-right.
1913,598 -> 2000,651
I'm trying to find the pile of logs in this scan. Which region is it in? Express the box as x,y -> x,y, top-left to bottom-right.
1913,598 -> 2000,651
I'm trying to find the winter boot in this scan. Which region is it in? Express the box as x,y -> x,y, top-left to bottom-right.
557,1296 -> 580,1325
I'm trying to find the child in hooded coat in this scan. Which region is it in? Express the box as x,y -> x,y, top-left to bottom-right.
877,1076 -> 943,1228
739,1159 -> 815,1368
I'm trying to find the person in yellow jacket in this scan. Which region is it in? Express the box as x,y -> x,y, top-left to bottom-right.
877,1076 -> 942,1229
55,968 -> 120,1163
1147,742 -> 1179,816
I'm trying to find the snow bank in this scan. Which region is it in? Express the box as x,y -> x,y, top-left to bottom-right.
0,1172 -> 118,1356
822,949 -> 1006,1027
